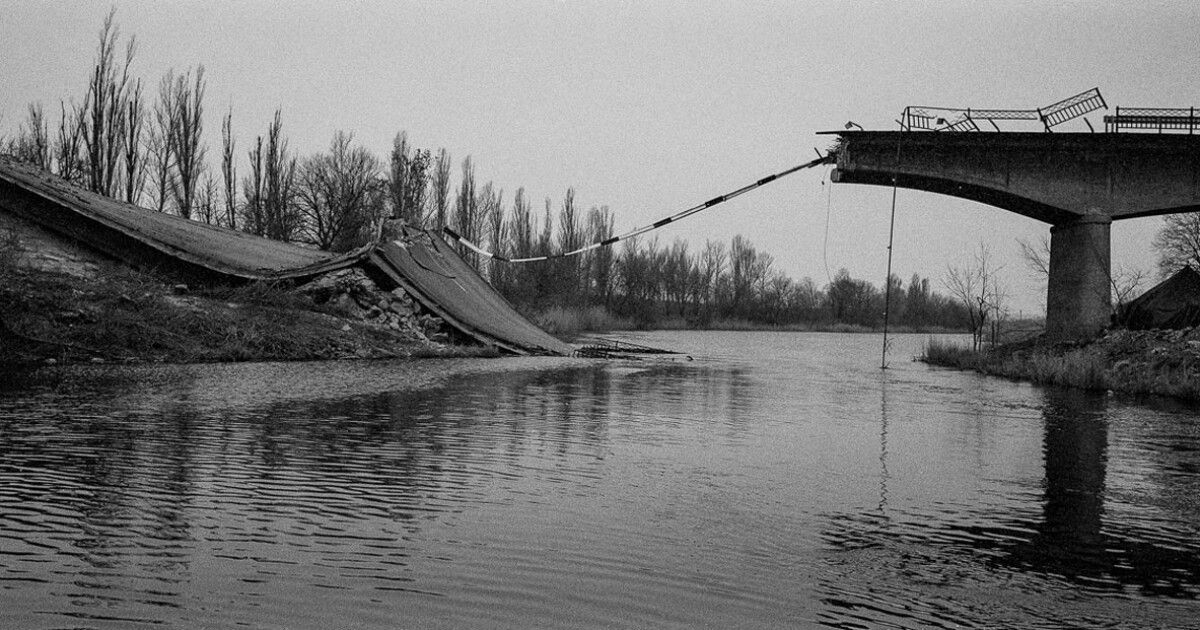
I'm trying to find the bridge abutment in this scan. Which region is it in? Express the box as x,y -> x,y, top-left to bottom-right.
1046,216 -> 1111,340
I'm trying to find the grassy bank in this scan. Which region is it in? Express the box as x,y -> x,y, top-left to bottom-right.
921,331 -> 1200,400
0,265 -> 487,367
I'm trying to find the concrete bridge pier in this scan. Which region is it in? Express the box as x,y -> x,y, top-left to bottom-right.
1046,215 -> 1111,340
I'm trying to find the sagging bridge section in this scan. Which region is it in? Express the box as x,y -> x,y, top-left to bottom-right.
827,130 -> 1200,339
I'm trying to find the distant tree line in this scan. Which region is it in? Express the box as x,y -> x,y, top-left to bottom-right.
484,209 -> 971,330
1,10 -> 981,332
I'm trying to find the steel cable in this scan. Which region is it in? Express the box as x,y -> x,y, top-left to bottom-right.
442,154 -> 831,263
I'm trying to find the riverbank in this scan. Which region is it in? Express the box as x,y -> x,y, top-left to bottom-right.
0,266 -> 496,368
921,329 -> 1200,400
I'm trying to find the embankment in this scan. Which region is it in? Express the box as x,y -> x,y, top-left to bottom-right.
921,329 -> 1200,400
0,265 -> 494,368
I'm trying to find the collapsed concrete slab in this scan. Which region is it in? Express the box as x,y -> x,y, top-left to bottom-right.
0,156 -> 570,356
370,228 -> 572,356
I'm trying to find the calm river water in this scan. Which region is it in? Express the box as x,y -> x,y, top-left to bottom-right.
2,331 -> 1199,629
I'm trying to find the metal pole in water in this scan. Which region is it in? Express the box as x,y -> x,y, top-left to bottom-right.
881,128 -> 902,369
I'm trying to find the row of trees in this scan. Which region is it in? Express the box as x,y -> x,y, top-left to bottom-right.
0,10 -> 405,250
0,11 -> 989,333
446,174 -> 973,329
2,13 -> 211,221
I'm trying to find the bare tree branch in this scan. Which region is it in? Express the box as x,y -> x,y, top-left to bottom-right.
1154,213 -> 1200,278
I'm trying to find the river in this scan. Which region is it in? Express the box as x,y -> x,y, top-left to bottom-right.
1,331 -> 1198,629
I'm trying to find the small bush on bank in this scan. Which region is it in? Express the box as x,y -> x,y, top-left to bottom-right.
533,306 -> 632,336
920,338 -> 987,370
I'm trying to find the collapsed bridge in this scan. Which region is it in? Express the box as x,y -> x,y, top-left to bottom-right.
0,155 -> 571,356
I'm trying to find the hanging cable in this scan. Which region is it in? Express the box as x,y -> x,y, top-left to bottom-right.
442,154 -> 832,263
822,170 -> 833,286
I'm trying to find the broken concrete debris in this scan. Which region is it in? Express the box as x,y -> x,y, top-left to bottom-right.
297,268 -> 450,343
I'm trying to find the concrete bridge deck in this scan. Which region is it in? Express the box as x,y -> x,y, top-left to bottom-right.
827,131 -> 1200,222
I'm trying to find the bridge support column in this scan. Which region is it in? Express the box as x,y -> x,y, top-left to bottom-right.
1046,215 -> 1111,341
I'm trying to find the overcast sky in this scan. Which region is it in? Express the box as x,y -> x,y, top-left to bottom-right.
4,1 -> 1198,314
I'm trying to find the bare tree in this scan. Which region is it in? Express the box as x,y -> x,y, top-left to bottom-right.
405,149 -> 431,224
503,187 -> 537,305
764,271 -> 795,324
8,103 -> 52,169
698,239 -> 727,317
509,187 -> 534,259
987,277 -> 1010,346
452,156 -> 481,269
79,9 -> 137,197
430,148 -> 452,229
166,67 -> 206,219
221,108 -> 237,229
481,183 -> 506,286
1153,213 -> 1200,278
556,187 -> 585,300
262,109 -> 298,241
146,72 -> 177,213
945,243 -> 1005,351
389,132 -> 409,220
241,135 -> 265,235
54,102 -> 86,183
538,197 -> 554,254
195,174 -> 219,225
1017,235 -> 1049,277
386,132 -> 433,225
1112,266 -> 1148,311
729,234 -> 772,317
296,131 -> 384,251
120,79 -> 146,204
587,205 -> 616,307
663,238 -> 692,316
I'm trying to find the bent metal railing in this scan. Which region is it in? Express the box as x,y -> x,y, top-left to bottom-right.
1104,107 -> 1200,133
893,90 -> 1198,134
1038,88 -> 1106,130
900,88 -> 1106,132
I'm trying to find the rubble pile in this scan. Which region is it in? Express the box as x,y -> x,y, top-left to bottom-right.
299,268 -> 452,344
1097,327 -> 1200,373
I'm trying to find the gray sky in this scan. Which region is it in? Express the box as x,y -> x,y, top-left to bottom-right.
4,1 -> 1197,314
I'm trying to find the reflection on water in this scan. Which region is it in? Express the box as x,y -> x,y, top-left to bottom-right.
2,333 -> 1199,629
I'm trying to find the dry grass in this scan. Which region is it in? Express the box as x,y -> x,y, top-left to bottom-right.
534,305 -> 632,335
0,265 -> 481,365
920,336 -> 1200,400
920,338 -> 987,370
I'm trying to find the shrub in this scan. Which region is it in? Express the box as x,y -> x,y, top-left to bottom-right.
534,305 -> 631,336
